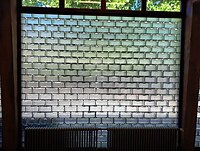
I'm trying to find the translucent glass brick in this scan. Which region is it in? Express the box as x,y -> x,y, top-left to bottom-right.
21,14 -> 181,147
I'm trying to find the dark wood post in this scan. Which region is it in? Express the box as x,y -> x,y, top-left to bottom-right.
181,1 -> 200,151
0,0 -> 19,150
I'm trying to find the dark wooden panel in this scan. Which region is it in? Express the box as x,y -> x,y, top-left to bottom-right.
0,0 -> 19,150
181,1 -> 200,151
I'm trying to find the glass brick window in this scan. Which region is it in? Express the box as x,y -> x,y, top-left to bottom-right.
21,14 -> 181,147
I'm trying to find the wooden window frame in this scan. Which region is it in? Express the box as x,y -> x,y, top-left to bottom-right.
4,0 -> 200,151
20,0 -> 183,17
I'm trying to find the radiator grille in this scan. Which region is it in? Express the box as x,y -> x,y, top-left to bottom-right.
107,128 -> 179,151
25,127 -> 179,151
25,127 -> 98,151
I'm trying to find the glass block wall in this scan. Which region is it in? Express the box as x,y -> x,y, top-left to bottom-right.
21,14 -> 181,147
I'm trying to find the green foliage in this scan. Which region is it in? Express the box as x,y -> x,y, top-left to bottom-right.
65,0 -> 101,9
22,0 -> 59,7
22,0 -> 180,12
106,0 -> 141,10
147,0 -> 180,11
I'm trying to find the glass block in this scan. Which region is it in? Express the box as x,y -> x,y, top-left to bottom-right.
106,0 -> 141,10
65,0 -> 101,9
21,14 -> 181,147
22,0 -> 59,7
147,0 -> 181,12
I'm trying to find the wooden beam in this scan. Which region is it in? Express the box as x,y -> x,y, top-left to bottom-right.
142,0 -> 147,11
101,0 -> 106,12
59,0 -> 64,8
0,0 -> 19,150
181,1 -> 200,151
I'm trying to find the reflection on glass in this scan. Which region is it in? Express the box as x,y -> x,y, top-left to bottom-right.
22,0 -> 59,7
65,0 -> 101,9
195,85 -> 200,147
147,0 -> 180,12
106,0 -> 141,10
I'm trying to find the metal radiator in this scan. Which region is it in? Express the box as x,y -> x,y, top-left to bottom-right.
25,127 -> 98,151
107,128 -> 179,151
